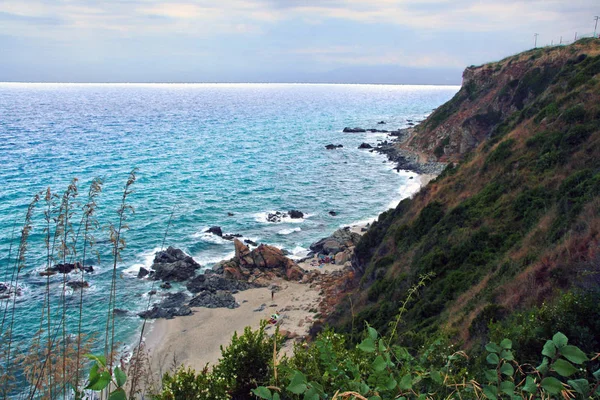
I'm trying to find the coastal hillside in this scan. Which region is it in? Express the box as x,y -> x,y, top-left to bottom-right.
330,38 -> 600,355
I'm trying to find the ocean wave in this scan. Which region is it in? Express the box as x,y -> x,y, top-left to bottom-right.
192,229 -> 231,245
277,227 -> 301,235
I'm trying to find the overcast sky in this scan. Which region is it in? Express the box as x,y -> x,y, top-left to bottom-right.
0,1 -> 598,84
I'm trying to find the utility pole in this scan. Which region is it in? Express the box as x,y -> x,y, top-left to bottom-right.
575,32 -> 578,41
534,33 -> 539,48
560,36 -> 563,45
594,16 -> 599,38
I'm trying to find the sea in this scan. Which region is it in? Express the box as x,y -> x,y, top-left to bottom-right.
0,82 -> 458,352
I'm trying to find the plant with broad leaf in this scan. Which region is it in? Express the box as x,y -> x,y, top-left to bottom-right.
85,353 -> 128,400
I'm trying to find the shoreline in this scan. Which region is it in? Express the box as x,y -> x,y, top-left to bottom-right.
141,128 -> 442,377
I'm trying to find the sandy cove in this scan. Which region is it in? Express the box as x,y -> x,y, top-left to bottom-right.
144,173 -> 435,375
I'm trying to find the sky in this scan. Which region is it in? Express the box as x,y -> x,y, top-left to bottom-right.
0,0 -> 598,84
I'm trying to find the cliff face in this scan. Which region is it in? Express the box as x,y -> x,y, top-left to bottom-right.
329,39 -> 600,348
406,40 -> 600,161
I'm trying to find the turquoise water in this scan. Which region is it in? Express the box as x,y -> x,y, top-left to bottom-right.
0,83 -> 458,348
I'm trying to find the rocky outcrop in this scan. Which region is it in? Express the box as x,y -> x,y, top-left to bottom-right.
67,281 -> 89,289
358,143 -> 373,149
186,273 -> 255,294
206,226 -> 223,237
42,262 -> 94,276
266,210 -> 305,222
219,239 -> 305,282
343,127 -> 366,133
309,228 -> 361,255
151,247 -> 201,282
189,291 -> 238,309
325,144 -> 343,150
138,292 -> 192,319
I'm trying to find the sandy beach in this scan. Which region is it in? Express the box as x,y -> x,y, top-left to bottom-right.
143,175 -> 434,376
145,275 -> 328,375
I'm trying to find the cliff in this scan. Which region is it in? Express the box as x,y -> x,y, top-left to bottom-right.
328,38 -> 600,354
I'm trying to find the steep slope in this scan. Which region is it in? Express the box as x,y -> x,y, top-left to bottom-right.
328,39 -> 600,355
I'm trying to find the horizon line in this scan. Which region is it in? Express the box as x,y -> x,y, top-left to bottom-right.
0,81 -> 462,87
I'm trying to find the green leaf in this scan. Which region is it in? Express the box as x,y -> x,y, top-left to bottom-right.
85,354 -> 107,367
500,362 -> 514,377
483,384 -> 498,400
486,352 -> 500,365
567,379 -> 589,395
537,357 -> 549,374
86,371 -> 111,391
500,338 -> 512,350
359,382 -> 370,395
560,345 -> 588,364
378,339 -> 386,353
288,371 -> 308,394
486,342 -> 502,353
252,387 -> 273,399
368,396 -> 382,400
114,366 -> 127,387
108,388 -> 126,400
485,369 -> 497,382
500,381 -> 515,396
552,332 -> 568,348
358,337 -> 376,353
372,355 -> 386,372
273,392 -> 280,400
399,374 -> 412,390
500,349 -> 514,361
88,363 -> 99,383
304,387 -> 319,400
522,376 -> 537,393
594,367 -> 600,381
417,395 -> 426,400
430,370 -> 442,385
368,326 -> 378,340
541,377 -> 563,395
542,340 -> 556,358
384,375 -> 397,390
552,359 -> 578,377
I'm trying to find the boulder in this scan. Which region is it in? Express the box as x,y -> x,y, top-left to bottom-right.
189,291 -> 238,309
329,210 -> 337,216
335,251 -> 350,265
222,233 -> 243,240
186,272 -> 254,294
226,239 -> 305,281
0,283 -> 6,293
325,144 -> 343,150
138,292 -> 192,319
244,239 -> 258,246
67,281 -> 89,289
206,226 -> 223,237
288,210 -> 304,219
358,143 -> 373,149
267,211 -> 285,222
151,246 -> 201,282
343,127 -> 366,133
137,267 -> 149,279
159,282 -> 172,289
309,228 -> 361,255
46,262 -> 94,275
377,121 -> 386,124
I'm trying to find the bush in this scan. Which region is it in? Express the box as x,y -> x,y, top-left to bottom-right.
562,104 -> 587,124
213,322 -> 283,399
155,366 -> 227,400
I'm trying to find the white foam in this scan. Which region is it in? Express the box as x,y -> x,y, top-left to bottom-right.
122,246 -> 162,277
194,251 -> 235,267
288,246 -> 310,260
192,230 -> 231,245
277,227 -> 301,235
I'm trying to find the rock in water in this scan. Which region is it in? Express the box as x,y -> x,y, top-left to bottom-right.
151,246 -> 201,282
325,144 -> 343,150
67,281 -> 89,289
288,210 -> 304,219
137,267 -> 149,278
343,127 -> 366,133
329,210 -> 337,216
206,226 -> 223,237
138,292 -> 192,319
358,143 -> 373,149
